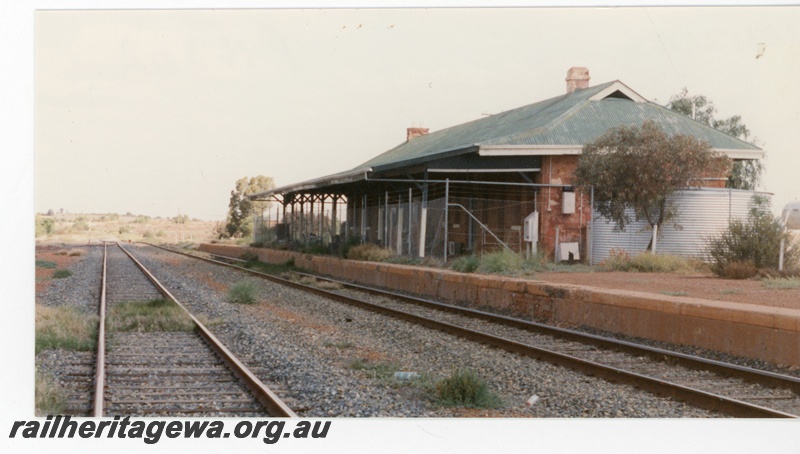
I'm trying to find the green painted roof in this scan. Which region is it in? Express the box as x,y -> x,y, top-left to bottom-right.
357,80 -> 759,173
251,80 -> 761,198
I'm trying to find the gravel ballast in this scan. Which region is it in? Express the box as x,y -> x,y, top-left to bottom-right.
124,244 -> 718,418
35,242 -> 727,417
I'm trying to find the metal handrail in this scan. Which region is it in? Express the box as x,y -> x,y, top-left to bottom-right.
448,202 -> 515,254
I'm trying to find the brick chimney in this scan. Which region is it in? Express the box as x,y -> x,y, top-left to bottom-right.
565,67 -> 590,94
406,127 -> 429,141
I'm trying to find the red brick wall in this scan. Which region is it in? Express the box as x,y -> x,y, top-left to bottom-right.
537,155 -> 591,260
535,154 -> 732,259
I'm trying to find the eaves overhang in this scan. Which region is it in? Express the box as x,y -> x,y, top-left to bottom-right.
368,145 -> 480,173
247,167 -> 372,200
479,145 -> 766,160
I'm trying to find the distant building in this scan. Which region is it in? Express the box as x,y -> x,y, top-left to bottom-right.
250,68 -> 763,262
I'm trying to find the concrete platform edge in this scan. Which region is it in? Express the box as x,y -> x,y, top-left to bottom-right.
199,244 -> 800,367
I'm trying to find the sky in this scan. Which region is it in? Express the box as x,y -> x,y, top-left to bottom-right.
28,5 -> 800,221
4,2 -> 800,453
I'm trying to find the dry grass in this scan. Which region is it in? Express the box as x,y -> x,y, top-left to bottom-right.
35,305 -> 97,354
599,250 -> 700,273
107,298 -> 195,332
346,244 -> 394,262
35,212 -> 218,245
762,277 -> 800,290
35,369 -> 66,416
227,281 -> 259,305
720,261 -> 758,279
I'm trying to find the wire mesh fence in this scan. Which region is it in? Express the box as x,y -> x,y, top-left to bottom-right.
253,197 -> 348,251
252,180 -> 589,262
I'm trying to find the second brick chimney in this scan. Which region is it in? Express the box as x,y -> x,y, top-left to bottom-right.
406,127 -> 429,141
565,67 -> 590,94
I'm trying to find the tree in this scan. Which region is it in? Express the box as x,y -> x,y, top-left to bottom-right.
225,176 -> 275,238
667,88 -> 762,190
35,214 -> 55,237
574,121 -> 730,248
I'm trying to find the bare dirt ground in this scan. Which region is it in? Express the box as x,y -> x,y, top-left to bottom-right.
537,271 -> 800,310
35,245 -> 86,293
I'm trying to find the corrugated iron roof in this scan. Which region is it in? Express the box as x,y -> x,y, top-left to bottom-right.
361,81 -> 759,172
357,81 -> 619,172
250,80 -> 761,198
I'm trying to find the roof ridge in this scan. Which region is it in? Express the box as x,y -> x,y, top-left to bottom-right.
480,82 -> 617,146
358,81 -> 620,167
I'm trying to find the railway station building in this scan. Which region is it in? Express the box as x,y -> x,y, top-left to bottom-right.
249,67 -> 764,263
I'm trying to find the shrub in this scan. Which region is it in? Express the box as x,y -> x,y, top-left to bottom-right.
228,281 -> 258,305
240,251 -> 259,263
706,195 -> 799,276
599,249 -> 695,273
629,253 -> 695,273
434,369 -> 502,409
53,269 -> 72,279
451,255 -> 480,273
337,236 -> 366,258
299,243 -> 330,255
720,260 -> 758,280
597,248 -> 631,270
35,215 -> 55,237
36,260 -> 57,269
476,250 -> 528,274
346,244 -> 394,262
71,220 -> 89,231
449,251 -> 540,276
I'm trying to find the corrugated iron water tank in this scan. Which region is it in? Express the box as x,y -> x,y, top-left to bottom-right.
591,188 -> 769,265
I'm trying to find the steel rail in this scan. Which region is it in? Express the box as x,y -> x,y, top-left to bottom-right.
92,242 -> 108,417
145,244 -> 798,418
114,243 -> 297,418
293,272 -> 800,395
149,243 -> 800,394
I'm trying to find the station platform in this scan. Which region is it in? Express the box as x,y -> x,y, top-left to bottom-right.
199,244 -> 800,368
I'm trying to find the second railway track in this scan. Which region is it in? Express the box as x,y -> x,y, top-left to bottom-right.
94,242 -> 296,418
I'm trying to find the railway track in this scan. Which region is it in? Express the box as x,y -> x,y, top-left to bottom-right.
83,242 -> 296,418
150,244 -> 800,418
